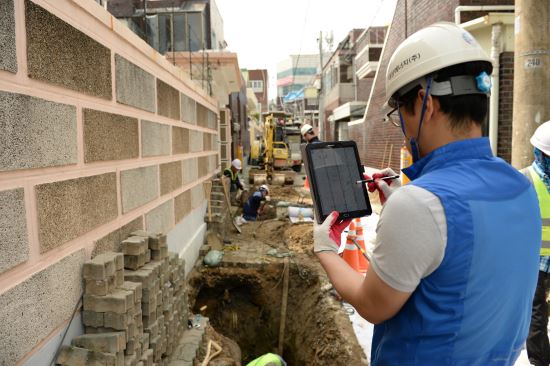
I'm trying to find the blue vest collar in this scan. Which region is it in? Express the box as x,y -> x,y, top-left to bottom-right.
402,137 -> 493,181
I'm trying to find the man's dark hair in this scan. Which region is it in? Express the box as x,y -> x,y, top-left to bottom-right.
399,61 -> 493,131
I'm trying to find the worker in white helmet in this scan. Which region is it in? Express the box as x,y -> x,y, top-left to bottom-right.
234,184 -> 269,226
313,22 -> 540,365
523,121 -> 550,366
224,159 -> 244,193
300,123 -> 320,144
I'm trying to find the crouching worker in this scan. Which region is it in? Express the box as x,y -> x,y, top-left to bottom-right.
234,185 -> 269,226
246,353 -> 286,366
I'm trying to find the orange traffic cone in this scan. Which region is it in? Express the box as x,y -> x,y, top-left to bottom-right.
342,219 -> 369,274
304,176 -> 310,190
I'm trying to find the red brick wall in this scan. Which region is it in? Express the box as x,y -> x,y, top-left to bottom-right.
497,51 -> 514,162
358,0 -> 515,170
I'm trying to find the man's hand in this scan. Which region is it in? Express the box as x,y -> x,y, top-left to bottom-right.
364,168 -> 401,204
314,212 -> 352,254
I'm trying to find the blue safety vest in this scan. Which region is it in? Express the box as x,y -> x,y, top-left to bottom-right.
371,138 -> 541,365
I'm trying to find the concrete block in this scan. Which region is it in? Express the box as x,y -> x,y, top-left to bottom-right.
57,346 -> 117,366
196,103 -> 208,128
182,158 -> 198,185
189,130 -> 203,153
141,120 -> 170,157
160,161 -> 182,195
198,156 -> 209,178
115,54 -> 155,112
121,165 -> 159,213
124,268 -> 154,288
180,94 -> 196,124
85,277 -> 115,296
84,108 -> 139,163
156,79 -> 180,120
0,188 -> 28,274
83,289 -> 133,314
0,250 -> 84,365
93,218 -> 144,256
145,200 -> 174,235
82,310 -> 104,328
115,270 -> 124,287
83,252 -> 116,280
172,126 -> 189,155
0,0 -> 16,73
104,312 -> 130,331
0,91 -> 77,172
122,236 -> 148,256
120,281 -> 143,303
36,173 -> 117,252
190,185 -> 204,209
25,1 -> 111,99
72,332 -> 126,353
124,252 -> 147,270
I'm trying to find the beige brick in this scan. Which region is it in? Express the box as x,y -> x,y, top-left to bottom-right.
115,270 -> 124,287
0,188 -> 28,274
36,173 -> 117,252
57,346 -> 117,366
172,126 -> 189,154
83,289 -> 133,314
104,312 -> 130,331
119,281 -> 143,303
85,277 -> 115,296
174,190 -> 192,223
156,79 -> 180,120
84,109 -> 139,163
189,130 -> 203,152
93,218 -> 144,256
180,94 -> 196,124
115,54 -> 155,112
82,310 -> 104,328
182,158 -> 198,185
25,1 -> 111,99
124,252 -> 146,270
160,161 -> 182,195
145,200 -> 174,235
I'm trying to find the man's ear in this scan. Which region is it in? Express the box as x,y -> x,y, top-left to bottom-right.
417,90 -> 435,123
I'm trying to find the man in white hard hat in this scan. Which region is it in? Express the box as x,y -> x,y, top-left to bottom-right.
235,184 -> 269,226
300,123 -> 320,144
523,121 -> 550,366
224,159 -> 244,193
313,22 -> 541,365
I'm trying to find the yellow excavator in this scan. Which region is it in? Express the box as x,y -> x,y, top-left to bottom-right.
249,112 -> 295,184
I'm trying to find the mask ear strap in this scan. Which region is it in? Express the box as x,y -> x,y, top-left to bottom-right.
409,77 -> 432,163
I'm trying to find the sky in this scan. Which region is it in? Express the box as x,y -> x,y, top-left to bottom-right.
215,0 -> 398,101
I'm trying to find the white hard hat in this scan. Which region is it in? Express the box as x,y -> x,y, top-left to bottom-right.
301,124 -> 314,136
259,184 -> 269,193
386,22 -> 492,105
530,121 -> 550,156
231,159 -> 242,170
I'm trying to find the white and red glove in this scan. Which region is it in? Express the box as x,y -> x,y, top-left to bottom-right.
313,211 -> 352,254
364,168 -> 401,204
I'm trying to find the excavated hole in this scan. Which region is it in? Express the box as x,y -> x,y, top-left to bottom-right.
188,263 -> 366,366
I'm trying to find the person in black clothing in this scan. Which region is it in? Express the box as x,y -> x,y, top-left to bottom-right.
234,185 -> 269,225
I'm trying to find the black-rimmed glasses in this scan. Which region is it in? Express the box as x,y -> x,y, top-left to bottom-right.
385,107 -> 401,128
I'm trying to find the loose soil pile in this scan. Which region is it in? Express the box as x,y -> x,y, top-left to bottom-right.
283,223 -> 314,255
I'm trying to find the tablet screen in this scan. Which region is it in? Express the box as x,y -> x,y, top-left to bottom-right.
309,145 -> 369,217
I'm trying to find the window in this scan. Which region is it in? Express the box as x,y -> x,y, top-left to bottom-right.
247,80 -> 264,92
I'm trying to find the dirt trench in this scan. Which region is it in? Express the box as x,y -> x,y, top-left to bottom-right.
187,226 -> 367,366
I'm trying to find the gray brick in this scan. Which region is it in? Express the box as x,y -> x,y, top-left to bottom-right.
84,109 -> 139,163
189,130 -> 203,153
25,1 -> 111,99
72,332 -> 126,353
0,91 -> 77,172
182,158 -> 198,185
174,190 -> 191,223
36,173 -> 118,252
157,79 -> 180,120
145,200 -> 174,235
120,165 -> 159,213
115,54 -> 155,112
180,94 -> 196,124
0,0 -> 16,73
190,184 -> 204,209
0,188 -> 28,273
141,120 -> 170,157
0,250 -> 85,365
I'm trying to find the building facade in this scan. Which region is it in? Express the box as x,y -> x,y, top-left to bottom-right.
276,54 -> 320,106
350,0 -> 514,169
247,69 -> 269,113
108,0 -> 226,54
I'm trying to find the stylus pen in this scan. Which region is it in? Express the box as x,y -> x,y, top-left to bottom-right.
350,237 -> 370,262
356,175 -> 400,184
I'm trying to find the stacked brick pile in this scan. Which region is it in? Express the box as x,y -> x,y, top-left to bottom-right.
57,231 -> 188,366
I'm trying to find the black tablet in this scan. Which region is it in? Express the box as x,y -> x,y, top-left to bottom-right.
302,141 -> 372,224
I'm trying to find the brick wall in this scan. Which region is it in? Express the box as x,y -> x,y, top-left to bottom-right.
497,51 -> 514,162
359,0 -> 514,169
0,1 -> 219,364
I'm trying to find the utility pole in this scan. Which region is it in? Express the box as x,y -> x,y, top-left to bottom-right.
511,0 -> 550,168
318,31 -> 324,140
